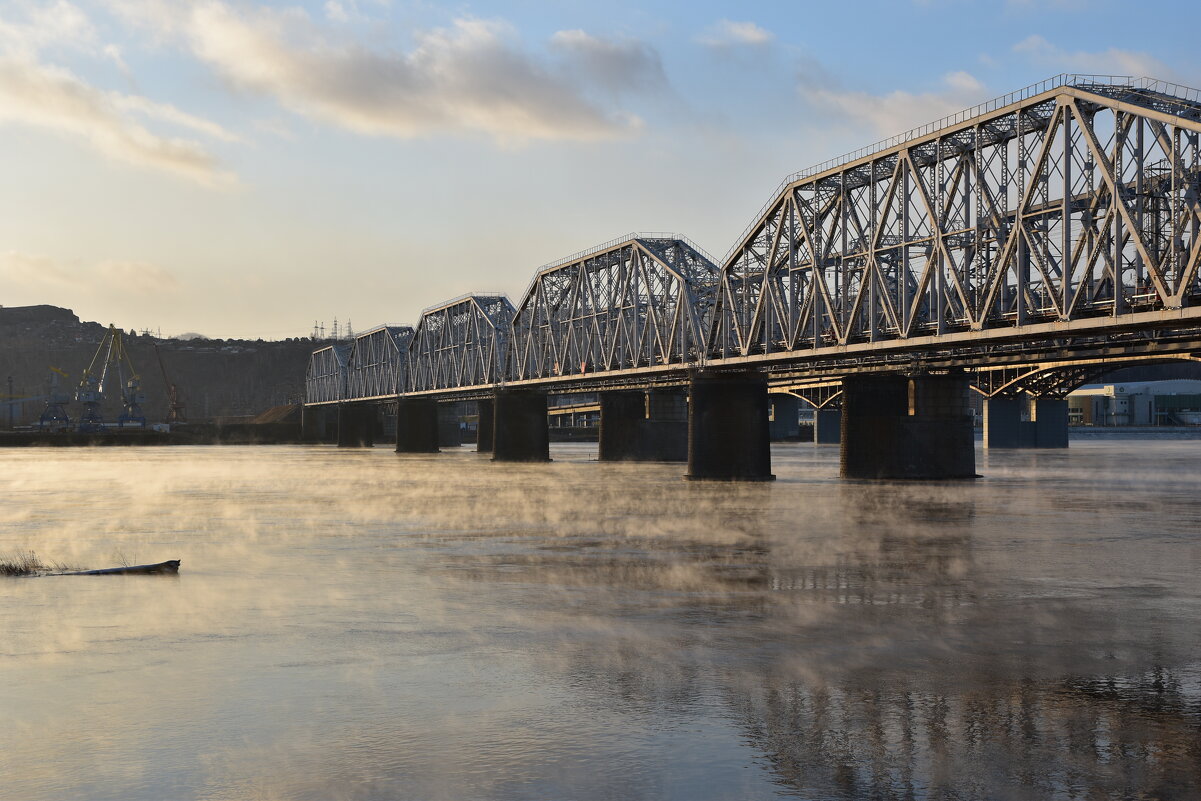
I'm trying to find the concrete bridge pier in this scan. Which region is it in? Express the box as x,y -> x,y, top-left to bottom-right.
395,397 -> 439,453
302,404 -> 338,443
768,394 -> 801,441
599,390 -> 688,461
475,398 -> 494,453
337,402 -> 375,448
685,370 -> 774,481
438,402 -> 462,448
841,374 -> 976,479
983,395 -> 1069,448
492,389 -> 550,462
815,408 -> 842,444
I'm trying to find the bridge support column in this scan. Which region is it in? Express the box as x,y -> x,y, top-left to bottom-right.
841,374 -> 976,479
599,391 -> 688,462
769,394 -> 801,441
983,395 -> 1068,449
815,409 -> 842,444
395,398 -> 439,453
301,405 -> 319,442
1032,398 -> 1069,448
475,398 -> 494,453
492,390 -> 549,462
686,370 -> 774,481
337,403 -> 374,448
438,402 -> 462,448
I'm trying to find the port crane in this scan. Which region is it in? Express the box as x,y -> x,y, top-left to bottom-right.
37,367 -> 72,431
74,325 -> 146,432
152,342 -> 186,426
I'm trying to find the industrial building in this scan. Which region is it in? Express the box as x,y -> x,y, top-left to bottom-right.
1068,381 -> 1201,427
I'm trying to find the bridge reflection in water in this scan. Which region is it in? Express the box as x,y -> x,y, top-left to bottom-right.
307,74 -> 1201,480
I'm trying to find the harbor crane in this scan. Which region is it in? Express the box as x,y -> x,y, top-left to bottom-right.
75,325 -> 146,432
37,367 -> 72,431
152,342 -> 186,426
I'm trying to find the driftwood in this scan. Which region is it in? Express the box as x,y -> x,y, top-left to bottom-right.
63,559 -> 181,576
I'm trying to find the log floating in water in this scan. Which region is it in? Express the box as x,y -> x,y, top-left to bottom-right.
65,560 -> 181,576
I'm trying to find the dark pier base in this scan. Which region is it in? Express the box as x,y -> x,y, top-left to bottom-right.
492,390 -> 549,462
840,374 -> 976,480
815,408 -> 842,444
337,403 -> 375,448
768,394 -> 801,441
438,403 -> 462,448
395,398 -> 439,453
686,370 -> 774,481
475,398 -> 494,453
599,391 -> 688,462
984,396 -> 1069,448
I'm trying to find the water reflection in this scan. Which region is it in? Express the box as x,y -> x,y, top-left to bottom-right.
0,442 -> 1198,800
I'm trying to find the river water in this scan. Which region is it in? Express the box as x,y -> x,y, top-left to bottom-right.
1,440 -> 1198,800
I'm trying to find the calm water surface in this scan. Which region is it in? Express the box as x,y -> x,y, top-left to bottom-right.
1,441 -> 1199,800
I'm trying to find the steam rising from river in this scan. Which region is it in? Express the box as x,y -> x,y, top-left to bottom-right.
2,442 -> 1199,799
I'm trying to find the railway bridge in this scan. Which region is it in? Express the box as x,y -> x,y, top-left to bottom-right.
306,74 -> 1201,480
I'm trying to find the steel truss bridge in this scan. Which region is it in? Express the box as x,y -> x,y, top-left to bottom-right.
308,74 -> 1201,409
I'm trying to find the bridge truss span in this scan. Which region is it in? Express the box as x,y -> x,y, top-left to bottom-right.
346,325 -> 414,401
509,236 -> 719,381
409,294 -> 515,393
711,76 -> 1201,362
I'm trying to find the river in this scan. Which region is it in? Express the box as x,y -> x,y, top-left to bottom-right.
1,440 -> 1199,800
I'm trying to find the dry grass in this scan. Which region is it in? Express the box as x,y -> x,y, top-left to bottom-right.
0,550 -> 74,576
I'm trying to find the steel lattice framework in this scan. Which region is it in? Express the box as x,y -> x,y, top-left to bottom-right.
510,236 -> 719,380
346,325 -> 414,400
711,75 -> 1201,359
409,294 -> 515,392
307,75 -> 1201,405
305,344 -> 350,404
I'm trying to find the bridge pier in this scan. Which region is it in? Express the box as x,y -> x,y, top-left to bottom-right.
337,403 -> 375,448
395,397 -> 439,453
841,374 -> 976,479
983,395 -> 1069,448
302,404 -> 338,443
768,394 -> 801,441
599,390 -> 688,461
492,390 -> 549,462
815,408 -> 842,444
475,398 -> 494,453
686,370 -> 774,481
438,402 -> 462,448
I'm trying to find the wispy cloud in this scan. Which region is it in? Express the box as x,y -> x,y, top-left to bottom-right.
112,1 -> 648,145
800,71 -> 989,140
550,29 -> 666,95
1012,35 -> 1170,78
0,57 -> 237,186
0,2 -> 237,186
697,20 -> 774,48
0,251 -> 181,297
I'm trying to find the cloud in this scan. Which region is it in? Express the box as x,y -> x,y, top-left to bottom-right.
96,260 -> 181,294
0,1 -> 97,59
549,29 -> 666,94
1012,35 -> 1170,78
800,71 -> 989,140
697,20 -> 774,48
0,57 -> 237,186
0,251 -> 181,296
112,1 -> 645,144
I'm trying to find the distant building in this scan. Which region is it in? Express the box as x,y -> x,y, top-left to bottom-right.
1068,380 -> 1201,426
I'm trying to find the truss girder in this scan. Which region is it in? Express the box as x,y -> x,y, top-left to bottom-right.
509,238 -> 719,380
305,344 -> 350,404
346,325 -> 414,400
409,295 -> 516,392
712,80 -> 1201,362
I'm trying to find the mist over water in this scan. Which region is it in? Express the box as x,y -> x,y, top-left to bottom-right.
1,441 -> 1199,800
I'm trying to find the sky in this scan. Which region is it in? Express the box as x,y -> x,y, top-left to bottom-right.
0,0 -> 1198,339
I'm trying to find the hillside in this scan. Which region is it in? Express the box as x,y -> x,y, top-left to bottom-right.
0,305 -> 322,426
